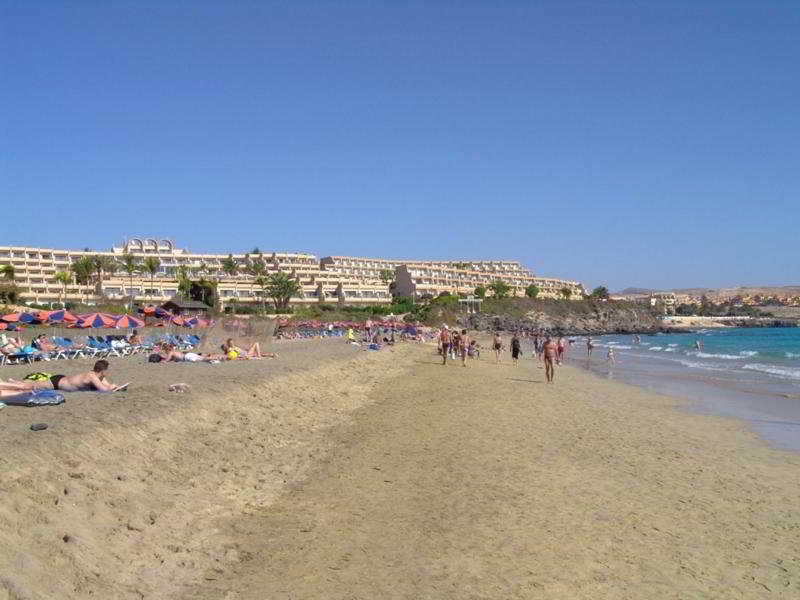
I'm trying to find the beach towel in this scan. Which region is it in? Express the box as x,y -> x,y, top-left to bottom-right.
2,389 -> 65,406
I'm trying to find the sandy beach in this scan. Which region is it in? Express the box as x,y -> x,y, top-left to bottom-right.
1,339 -> 799,599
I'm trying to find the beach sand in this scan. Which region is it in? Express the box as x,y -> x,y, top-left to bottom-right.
1,340 -> 799,599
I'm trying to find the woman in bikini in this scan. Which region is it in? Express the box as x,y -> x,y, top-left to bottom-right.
222,338 -> 277,359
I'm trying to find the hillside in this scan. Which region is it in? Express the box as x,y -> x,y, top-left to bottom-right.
426,298 -> 664,335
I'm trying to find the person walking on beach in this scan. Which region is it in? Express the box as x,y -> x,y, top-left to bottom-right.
607,346 -> 615,365
439,326 -> 451,365
556,336 -> 566,364
535,334 -> 544,364
586,336 -> 594,357
459,329 -> 469,367
543,336 -> 558,383
510,333 -> 521,366
450,329 -> 461,362
492,332 -> 503,363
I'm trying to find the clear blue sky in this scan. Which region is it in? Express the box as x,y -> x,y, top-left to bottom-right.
2,1 -> 798,291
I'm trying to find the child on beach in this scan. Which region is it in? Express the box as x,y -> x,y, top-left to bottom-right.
607,347 -> 615,365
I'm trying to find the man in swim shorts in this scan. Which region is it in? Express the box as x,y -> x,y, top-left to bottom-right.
492,332 -> 503,363
439,326 -> 451,365
543,336 -> 558,383
4,360 -> 125,392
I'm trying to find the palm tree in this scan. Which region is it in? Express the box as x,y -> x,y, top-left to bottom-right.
176,265 -> 192,299
53,271 -> 72,308
221,254 -> 239,304
118,252 -> 138,310
266,271 -> 302,311
0,264 -> 15,281
92,255 -> 118,295
71,256 -> 94,304
254,276 -> 269,313
245,254 -> 268,312
141,257 -> 162,300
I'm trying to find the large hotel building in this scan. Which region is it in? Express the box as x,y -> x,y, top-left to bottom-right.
0,238 -> 584,308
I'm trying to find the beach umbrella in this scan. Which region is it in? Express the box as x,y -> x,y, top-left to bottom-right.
141,306 -> 171,317
1,312 -> 35,324
114,314 -> 145,328
47,309 -> 78,324
76,312 -> 116,328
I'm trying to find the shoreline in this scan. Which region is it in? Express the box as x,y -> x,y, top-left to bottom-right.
562,329 -> 800,453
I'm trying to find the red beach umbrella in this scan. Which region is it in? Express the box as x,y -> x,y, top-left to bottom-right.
76,313 -> 116,328
1,312 -> 36,324
35,310 -> 52,322
114,314 -> 145,328
47,309 -> 78,323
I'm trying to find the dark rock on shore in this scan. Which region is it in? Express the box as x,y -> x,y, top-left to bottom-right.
465,304 -> 663,335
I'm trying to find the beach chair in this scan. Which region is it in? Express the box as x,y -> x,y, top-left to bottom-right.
47,337 -> 69,360
85,337 -> 112,358
55,337 -> 85,359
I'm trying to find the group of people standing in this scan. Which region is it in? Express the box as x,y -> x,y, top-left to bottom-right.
437,326 -> 480,366
437,327 -> 571,383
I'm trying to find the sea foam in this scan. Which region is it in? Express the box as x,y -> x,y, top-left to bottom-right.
742,364 -> 800,381
687,351 -> 758,360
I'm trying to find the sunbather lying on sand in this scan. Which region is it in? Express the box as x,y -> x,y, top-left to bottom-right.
222,338 -> 277,359
1,360 -> 127,393
158,345 -> 224,363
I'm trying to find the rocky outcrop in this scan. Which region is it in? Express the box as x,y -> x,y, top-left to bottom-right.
465,304 -> 663,335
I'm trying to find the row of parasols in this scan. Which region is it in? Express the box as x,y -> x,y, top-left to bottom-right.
0,309 -> 211,330
276,319 -> 421,332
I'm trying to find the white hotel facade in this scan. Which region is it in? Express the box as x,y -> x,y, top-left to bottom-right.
1,238 -> 584,308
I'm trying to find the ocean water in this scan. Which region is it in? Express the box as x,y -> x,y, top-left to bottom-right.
564,327 -> 800,451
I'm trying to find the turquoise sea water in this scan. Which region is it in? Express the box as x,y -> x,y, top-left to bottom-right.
565,327 -> 800,451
